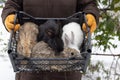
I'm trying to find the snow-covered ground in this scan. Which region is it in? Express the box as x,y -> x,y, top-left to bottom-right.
0,8 -> 15,80
0,8 -> 120,80
0,53 -> 15,80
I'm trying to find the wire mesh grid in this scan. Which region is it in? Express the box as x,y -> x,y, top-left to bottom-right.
16,57 -> 84,71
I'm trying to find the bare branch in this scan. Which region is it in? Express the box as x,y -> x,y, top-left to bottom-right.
92,53 -> 120,56
99,8 -> 111,10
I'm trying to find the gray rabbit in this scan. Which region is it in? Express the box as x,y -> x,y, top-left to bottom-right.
31,41 -> 81,71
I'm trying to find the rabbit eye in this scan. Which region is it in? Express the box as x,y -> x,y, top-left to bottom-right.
71,52 -> 74,55
47,30 -> 52,36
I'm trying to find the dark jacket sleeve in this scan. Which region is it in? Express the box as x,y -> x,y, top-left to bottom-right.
77,0 -> 100,24
1,0 -> 22,23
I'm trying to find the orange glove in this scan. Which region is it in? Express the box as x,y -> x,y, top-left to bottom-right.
82,14 -> 97,33
4,14 -> 20,32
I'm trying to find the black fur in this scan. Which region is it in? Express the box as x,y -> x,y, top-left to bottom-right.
37,20 -> 64,54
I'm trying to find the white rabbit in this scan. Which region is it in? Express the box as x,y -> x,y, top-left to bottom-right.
62,22 -> 84,56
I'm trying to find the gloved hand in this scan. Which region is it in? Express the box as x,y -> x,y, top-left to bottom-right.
4,14 -> 20,32
82,14 -> 97,33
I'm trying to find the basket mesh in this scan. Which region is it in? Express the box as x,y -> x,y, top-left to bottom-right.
14,56 -> 84,72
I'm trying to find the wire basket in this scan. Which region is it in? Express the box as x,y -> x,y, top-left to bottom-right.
8,11 -> 92,73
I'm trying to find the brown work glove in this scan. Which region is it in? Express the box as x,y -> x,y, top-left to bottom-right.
82,14 -> 97,33
4,14 -> 20,32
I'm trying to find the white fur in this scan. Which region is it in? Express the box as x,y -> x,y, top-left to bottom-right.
62,22 -> 83,53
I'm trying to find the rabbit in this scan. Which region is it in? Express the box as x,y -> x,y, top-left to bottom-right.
37,20 -> 64,54
31,41 -> 81,71
31,41 -> 58,70
31,41 -> 56,58
49,46 -> 83,71
62,22 -> 84,57
61,47 -> 81,58
50,47 -> 83,71
17,22 -> 39,58
31,41 -> 76,70
31,41 -> 80,58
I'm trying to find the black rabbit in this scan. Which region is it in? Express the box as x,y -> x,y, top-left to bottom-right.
37,20 -> 64,54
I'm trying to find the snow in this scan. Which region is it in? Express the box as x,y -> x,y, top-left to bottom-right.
0,8 -> 120,80
0,55 -> 15,80
0,8 -> 15,80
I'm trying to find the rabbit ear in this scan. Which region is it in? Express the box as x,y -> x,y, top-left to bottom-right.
71,31 -> 74,44
64,32 -> 75,45
65,33 -> 70,46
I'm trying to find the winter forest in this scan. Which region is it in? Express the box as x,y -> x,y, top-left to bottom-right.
0,0 -> 120,80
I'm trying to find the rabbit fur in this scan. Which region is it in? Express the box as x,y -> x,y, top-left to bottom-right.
31,41 -> 80,58
37,20 -> 64,54
62,22 -> 84,57
31,41 -> 81,70
17,22 -> 39,58
31,41 -> 55,58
